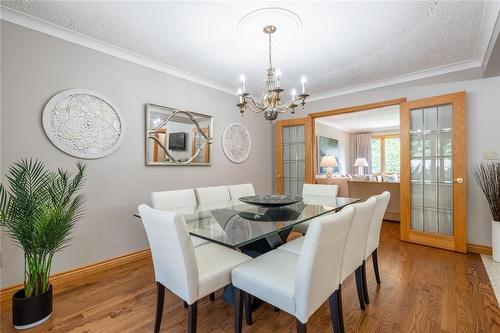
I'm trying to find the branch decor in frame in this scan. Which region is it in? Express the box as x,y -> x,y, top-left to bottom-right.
145,103 -> 213,166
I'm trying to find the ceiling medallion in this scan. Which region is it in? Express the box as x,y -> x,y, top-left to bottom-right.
237,7 -> 303,41
236,25 -> 309,121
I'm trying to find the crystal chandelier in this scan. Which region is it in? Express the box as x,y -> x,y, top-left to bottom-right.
237,25 -> 309,121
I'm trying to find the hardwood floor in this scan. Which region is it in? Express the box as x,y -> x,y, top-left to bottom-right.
1,222 -> 499,332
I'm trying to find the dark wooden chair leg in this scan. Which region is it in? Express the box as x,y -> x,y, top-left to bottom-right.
329,290 -> 342,333
154,283 -> 165,333
188,301 -> 197,333
234,288 -> 244,333
183,301 -> 188,309
337,285 -> 345,333
372,248 -> 381,284
209,292 -> 215,302
296,319 -> 307,333
244,294 -> 253,325
362,261 -> 370,304
355,267 -> 366,310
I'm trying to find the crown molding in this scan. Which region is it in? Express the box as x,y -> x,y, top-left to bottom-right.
479,2 -> 500,73
308,2 -> 500,102
0,6 -> 236,96
307,60 -> 481,102
1,4 -> 498,103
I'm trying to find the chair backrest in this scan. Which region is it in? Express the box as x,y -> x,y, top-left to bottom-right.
195,186 -> 230,204
138,204 -> 199,304
151,189 -> 197,210
340,197 -> 377,282
294,206 -> 355,323
302,184 -> 339,198
228,183 -> 255,201
364,191 -> 391,258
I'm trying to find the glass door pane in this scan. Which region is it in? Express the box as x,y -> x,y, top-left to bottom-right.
409,104 -> 453,235
282,125 -> 305,195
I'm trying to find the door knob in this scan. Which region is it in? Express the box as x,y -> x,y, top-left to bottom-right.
454,177 -> 464,184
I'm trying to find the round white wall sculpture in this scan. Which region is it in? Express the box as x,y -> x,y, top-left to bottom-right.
222,123 -> 251,164
42,89 -> 126,159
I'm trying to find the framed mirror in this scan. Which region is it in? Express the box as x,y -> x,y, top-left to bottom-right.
146,103 -> 213,166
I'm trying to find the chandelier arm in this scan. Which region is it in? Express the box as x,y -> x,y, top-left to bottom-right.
275,96 -> 301,112
246,103 -> 266,114
244,96 -> 266,113
245,95 -> 268,111
276,103 -> 293,112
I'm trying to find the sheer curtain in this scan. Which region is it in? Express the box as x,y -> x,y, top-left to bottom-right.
351,133 -> 373,174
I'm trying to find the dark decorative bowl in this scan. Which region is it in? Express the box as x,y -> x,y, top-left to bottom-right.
239,206 -> 302,222
239,194 -> 303,207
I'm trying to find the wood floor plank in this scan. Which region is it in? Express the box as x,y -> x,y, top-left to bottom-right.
1,222 -> 499,332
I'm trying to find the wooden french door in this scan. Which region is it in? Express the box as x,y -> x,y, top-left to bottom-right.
400,92 -> 467,252
276,117 -> 313,194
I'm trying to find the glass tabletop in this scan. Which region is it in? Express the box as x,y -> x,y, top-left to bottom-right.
134,197 -> 359,249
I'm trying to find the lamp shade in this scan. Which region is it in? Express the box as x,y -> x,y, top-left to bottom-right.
354,158 -> 369,167
320,156 -> 338,168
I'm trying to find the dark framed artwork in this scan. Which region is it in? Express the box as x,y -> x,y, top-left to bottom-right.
317,136 -> 340,174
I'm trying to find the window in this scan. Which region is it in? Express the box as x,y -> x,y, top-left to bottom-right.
371,139 -> 381,173
371,135 -> 400,174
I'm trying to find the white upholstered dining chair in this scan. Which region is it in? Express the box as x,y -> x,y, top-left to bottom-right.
232,205 -> 355,333
138,205 -> 251,333
293,183 -> 339,234
361,191 -> 390,304
227,183 -> 255,202
280,197 -> 377,332
195,185 -> 231,204
302,183 -> 339,197
150,189 -> 208,248
338,197 -> 377,313
151,188 -> 197,210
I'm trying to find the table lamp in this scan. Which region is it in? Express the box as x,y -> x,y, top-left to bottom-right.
320,155 -> 338,182
354,158 -> 369,175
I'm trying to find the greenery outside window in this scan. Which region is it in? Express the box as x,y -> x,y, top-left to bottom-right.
371,134 -> 400,174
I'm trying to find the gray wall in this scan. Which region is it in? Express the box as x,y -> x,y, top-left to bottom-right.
303,75 -> 500,247
0,22 -> 273,287
314,122 -> 351,174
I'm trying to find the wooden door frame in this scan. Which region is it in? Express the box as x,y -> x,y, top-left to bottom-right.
401,91 -> 467,253
309,98 -> 407,181
275,117 -> 313,193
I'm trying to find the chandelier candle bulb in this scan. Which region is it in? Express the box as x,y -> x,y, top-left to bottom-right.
239,74 -> 246,92
237,88 -> 244,103
301,76 -> 307,94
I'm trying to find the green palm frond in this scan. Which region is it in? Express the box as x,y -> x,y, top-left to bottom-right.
0,158 -> 86,296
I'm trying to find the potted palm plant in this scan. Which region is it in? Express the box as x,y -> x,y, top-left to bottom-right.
473,162 -> 500,262
0,159 -> 85,329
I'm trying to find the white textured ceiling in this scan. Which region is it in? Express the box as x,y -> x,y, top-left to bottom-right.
2,1 -> 499,99
316,105 -> 400,133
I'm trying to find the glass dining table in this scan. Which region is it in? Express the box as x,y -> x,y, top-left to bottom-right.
134,196 -> 360,251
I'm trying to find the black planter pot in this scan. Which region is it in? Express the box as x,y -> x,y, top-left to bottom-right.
12,284 -> 53,329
